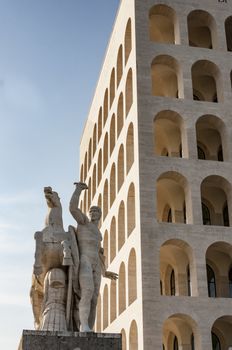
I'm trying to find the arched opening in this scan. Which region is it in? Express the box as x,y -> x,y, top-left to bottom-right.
103,180 -> 108,220
117,93 -> 124,138
103,230 -> 109,269
110,280 -> 117,323
103,285 -> 109,330
196,115 -> 225,161
163,314 -> 199,350
192,60 -> 222,102
160,239 -> 196,296
201,176 -> 231,226
125,19 -> 132,64
88,139 -> 92,170
110,68 -> 116,107
96,294 -> 101,332
98,107 -> 103,142
110,114 -> 116,155
151,55 -> 182,98
118,263 -> 126,314
80,164 -> 84,182
117,145 -> 125,192
225,16 -> 232,52
84,152 -> 87,181
149,4 -> 178,44
126,123 -> 134,173
92,164 -> 96,199
103,133 -> 109,172
129,320 -> 138,350
206,242 -> 232,298
110,217 -> 116,263
110,163 -> 116,207
121,328 -> 127,350
212,316 -> 232,350
125,69 -> 133,116
153,110 -> 185,158
127,183 -> 136,236
98,194 -> 102,227
157,172 -> 189,224
103,89 -> 109,126
87,178 -> 91,211
118,201 -> 125,251
93,124 -> 97,157
117,45 -> 123,87
97,149 -> 102,186
128,248 -> 137,304
187,10 -> 217,49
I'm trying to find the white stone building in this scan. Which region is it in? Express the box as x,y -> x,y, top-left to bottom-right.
78,0 -> 232,349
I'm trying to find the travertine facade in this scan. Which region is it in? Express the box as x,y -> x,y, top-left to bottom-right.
79,0 -> 232,349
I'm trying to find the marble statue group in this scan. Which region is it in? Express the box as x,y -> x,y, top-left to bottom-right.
30,183 -> 118,333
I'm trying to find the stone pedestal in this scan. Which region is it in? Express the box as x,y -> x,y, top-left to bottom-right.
18,330 -> 122,350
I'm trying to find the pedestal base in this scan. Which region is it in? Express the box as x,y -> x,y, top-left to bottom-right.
18,330 -> 122,350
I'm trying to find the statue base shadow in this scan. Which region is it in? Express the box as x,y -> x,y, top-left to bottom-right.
18,330 -> 122,350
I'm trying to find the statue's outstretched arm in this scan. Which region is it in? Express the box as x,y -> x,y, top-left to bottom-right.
99,247 -> 118,280
69,182 -> 88,225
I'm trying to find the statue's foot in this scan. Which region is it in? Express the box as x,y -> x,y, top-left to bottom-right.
80,324 -> 93,332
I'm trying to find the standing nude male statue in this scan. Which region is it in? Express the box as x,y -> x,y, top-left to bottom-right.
69,182 -> 118,332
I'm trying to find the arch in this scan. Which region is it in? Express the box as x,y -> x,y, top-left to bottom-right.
93,124 -> 97,157
110,280 -> 117,323
196,115 -> 226,161
92,164 -> 97,199
126,123 -> 134,173
129,320 -> 138,350
103,133 -> 109,172
191,60 -> 222,102
121,328 -> 127,350
80,164 -> 84,182
118,262 -> 126,314
149,4 -> 179,44
110,217 -> 116,263
163,314 -> 200,350
206,242 -> 232,298
124,19 -> 132,64
110,114 -> 116,155
97,194 -> 102,227
153,110 -> 185,158
110,68 -> 116,107
117,93 -> 124,138
187,10 -> 217,49
97,149 -> 102,186
98,107 -> 103,142
225,16 -> 232,51
201,176 -> 231,226
118,201 -> 126,251
157,172 -> 189,224
103,230 -> 109,269
118,144 -> 125,192
88,139 -> 92,170
96,294 -> 101,332
151,55 -> 182,98
87,178 -> 91,211
127,183 -> 136,236
110,163 -> 116,207
84,152 -> 87,181
103,89 -> 109,126
117,45 -> 123,87
125,69 -> 133,116
212,316 -> 232,350
128,248 -> 137,304
103,180 -> 108,220
103,285 -> 109,330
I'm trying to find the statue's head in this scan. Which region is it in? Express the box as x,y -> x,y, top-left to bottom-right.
89,206 -> 102,222
44,187 -> 61,208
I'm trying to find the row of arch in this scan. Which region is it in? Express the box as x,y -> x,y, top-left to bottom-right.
80,123 -> 134,215
149,5 -> 232,52
160,239 -> 232,298
103,183 -> 136,264
151,56 -> 225,102
80,18 -> 133,183
96,248 -> 137,331
154,111 -> 226,162
157,173 -> 230,227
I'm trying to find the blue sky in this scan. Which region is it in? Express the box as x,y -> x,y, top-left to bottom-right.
0,1 -> 119,348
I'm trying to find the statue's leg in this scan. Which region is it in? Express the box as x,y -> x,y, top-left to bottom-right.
88,263 -> 101,330
79,258 -> 94,332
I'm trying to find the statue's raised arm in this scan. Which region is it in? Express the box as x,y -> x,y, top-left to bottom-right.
69,182 -> 89,225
